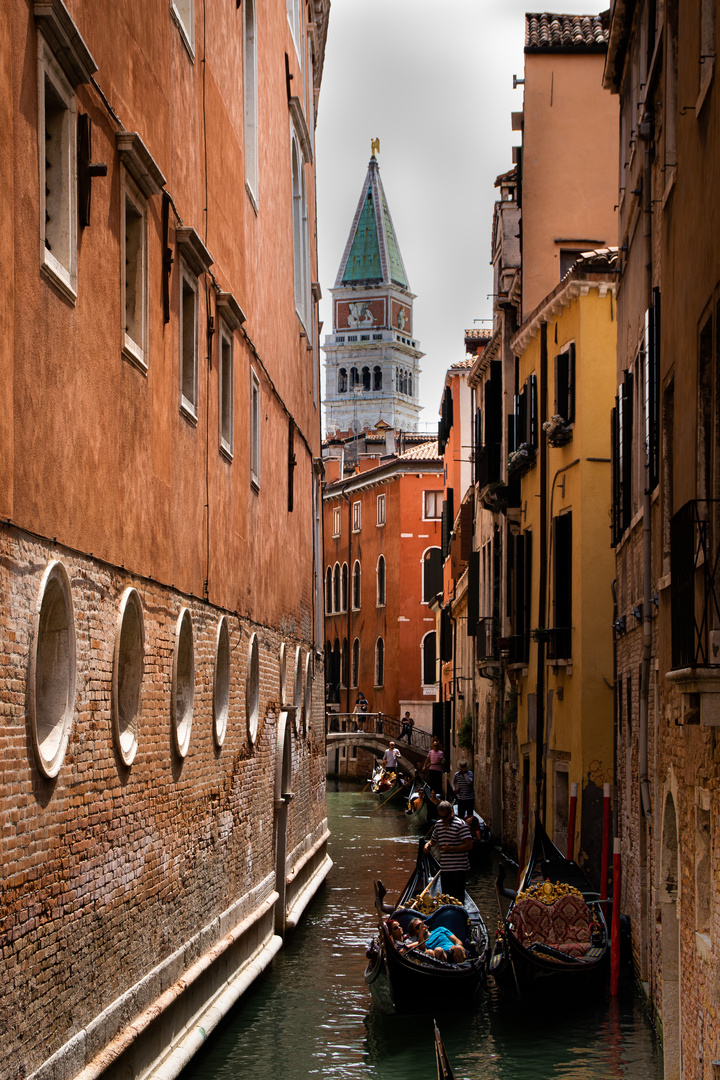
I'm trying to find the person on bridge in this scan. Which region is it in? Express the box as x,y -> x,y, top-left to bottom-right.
452,760 -> 476,818
424,800 -> 472,903
353,692 -> 369,731
400,711 -> 415,743
382,741 -> 402,770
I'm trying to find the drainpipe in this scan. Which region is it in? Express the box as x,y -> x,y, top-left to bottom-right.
639,477 -> 652,823
536,324 -> 548,819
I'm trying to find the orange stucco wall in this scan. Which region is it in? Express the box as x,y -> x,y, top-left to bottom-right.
522,50 -> 618,315
5,0 -> 321,628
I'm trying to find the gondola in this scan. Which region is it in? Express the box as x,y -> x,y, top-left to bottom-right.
453,807 -> 492,865
364,839 -> 488,1014
369,761 -> 408,803
404,773 -> 430,827
434,1021 -> 456,1080
488,816 -> 609,999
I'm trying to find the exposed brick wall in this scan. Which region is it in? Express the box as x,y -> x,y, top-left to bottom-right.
0,526 -> 326,1079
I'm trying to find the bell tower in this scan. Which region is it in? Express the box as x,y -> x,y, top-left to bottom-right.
322,150 -> 423,435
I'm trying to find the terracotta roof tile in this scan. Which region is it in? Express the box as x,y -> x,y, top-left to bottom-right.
399,440 -> 441,462
525,12 -> 608,50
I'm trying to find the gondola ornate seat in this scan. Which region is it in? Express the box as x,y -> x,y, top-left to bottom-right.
511,890 -> 592,958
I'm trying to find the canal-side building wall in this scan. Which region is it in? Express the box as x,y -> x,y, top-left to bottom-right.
1,0 -> 330,1076
605,1 -> 720,1072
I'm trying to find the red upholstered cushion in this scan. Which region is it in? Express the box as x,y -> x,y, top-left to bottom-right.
512,896 -> 555,944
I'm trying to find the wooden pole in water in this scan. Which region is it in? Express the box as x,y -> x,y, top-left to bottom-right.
567,781 -> 578,860
600,783 -> 611,908
610,837 -> 622,996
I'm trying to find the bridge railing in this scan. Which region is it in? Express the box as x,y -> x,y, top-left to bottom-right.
325,712 -> 433,756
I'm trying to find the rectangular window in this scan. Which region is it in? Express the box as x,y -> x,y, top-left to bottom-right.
39,42 -> 76,300
244,0 -> 258,205
219,322 -> 234,458
122,174 -> 147,369
377,493 -> 386,526
424,490 -> 443,519
251,369 -> 261,489
171,0 -> 195,56
352,501 -> 361,532
551,512 -> 573,659
555,343 -> 576,423
332,507 -> 341,538
179,265 -> 198,420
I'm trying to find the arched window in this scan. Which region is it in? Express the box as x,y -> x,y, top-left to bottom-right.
352,560 -> 361,609
375,637 -> 385,687
351,638 -> 360,688
422,631 -> 437,686
395,368 -> 400,391
333,562 -> 341,613
376,554 -> 386,606
338,367 -> 348,392
341,638 -> 349,687
362,366 -> 371,390
373,365 -> 382,390
350,366 -> 359,388
331,638 -> 341,689
408,372 -> 413,397
341,563 -> 349,612
291,135 -> 309,329
325,567 -> 332,614
423,547 -> 442,603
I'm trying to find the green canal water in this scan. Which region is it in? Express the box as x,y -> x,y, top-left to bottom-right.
182,782 -> 663,1080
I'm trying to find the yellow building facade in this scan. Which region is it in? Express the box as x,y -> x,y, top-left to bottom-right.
509,253 -> 618,881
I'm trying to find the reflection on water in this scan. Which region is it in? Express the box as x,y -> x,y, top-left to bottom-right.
182,782 -> 663,1080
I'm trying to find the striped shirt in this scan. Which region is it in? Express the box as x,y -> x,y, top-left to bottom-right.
452,769 -> 475,801
430,815 -> 472,872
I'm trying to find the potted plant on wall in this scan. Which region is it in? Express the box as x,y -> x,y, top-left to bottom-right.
542,414 -> 573,447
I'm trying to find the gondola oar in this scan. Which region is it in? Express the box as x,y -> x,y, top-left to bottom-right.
433,1021 -> 456,1080
369,783 -> 403,816
417,868 -> 441,900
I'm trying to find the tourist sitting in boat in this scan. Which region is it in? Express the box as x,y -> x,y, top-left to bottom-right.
403,919 -> 467,964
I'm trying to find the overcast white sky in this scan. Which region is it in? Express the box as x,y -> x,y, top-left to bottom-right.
315,0 -> 607,430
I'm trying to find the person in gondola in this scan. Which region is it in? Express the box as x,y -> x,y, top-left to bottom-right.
423,737 -> 445,797
382,741 -> 401,770
451,760 -> 475,818
400,711 -> 415,743
404,920 -> 466,963
424,801 -> 472,903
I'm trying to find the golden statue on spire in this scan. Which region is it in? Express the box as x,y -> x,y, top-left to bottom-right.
371,137 -> 380,158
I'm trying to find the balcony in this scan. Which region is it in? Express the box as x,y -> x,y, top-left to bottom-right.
476,616 -> 497,661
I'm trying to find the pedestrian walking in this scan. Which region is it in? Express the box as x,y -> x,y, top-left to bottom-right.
400,711 -> 415,744
423,737 -> 445,796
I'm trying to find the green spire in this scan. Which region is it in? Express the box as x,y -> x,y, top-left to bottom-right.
336,156 -> 409,290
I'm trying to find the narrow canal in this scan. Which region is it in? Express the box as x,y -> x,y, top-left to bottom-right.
182,782 -> 663,1080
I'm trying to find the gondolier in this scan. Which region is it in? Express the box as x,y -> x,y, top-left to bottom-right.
424,801 -> 472,902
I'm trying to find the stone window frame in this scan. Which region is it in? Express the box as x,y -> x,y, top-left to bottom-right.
352,500 -> 361,533
351,637 -> 360,688
38,35 -> 78,302
376,554 -> 386,608
121,170 -> 149,372
423,490 -> 443,520
179,260 -> 199,422
243,0 -> 258,209
28,559 -> 77,779
293,646 -> 303,734
219,319 -> 234,460
376,493 -> 386,527
250,368 -> 261,490
375,636 -> 385,688
303,650 -> 313,736
112,587 -> 145,767
290,125 -> 311,335
246,631 -> 260,745
171,607 -> 195,758
213,616 -> 230,748
352,559 -> 361,610
286,0 -> 302,58
171,0 -> 195,59
332,506 -> 341,538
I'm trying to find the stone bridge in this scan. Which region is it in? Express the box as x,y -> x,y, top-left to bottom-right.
325,712 -> 431,774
